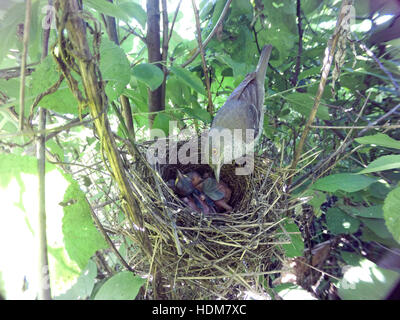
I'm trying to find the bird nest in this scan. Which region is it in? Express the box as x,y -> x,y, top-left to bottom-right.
124,138 -> 293,299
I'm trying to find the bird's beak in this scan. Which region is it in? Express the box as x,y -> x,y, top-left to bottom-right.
214,164 -> 221,183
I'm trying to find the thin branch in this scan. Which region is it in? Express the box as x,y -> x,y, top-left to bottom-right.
29,74 -> 64,123
192,0 -> 213,114
292,0 -> 303,86
19,0 -> 33,131
37,1 -> 52,300
0,67 -> 35,80
290,101 -> 400,191
88,200 -> 134,272
161,0 -> 169,110
181,0 -> 233,68
289,0 -> 352,179
168,0 -> 182,44
358,40 -> 400,91
122,25 -> 147,44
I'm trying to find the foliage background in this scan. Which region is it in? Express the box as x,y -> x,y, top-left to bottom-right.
0,0 -> 399,300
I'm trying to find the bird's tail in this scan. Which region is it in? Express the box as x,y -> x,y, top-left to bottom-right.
255,45 -> 273,84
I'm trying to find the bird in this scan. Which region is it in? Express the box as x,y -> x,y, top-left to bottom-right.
206,45 -> 273,182
174,170 -> 216,213
195,177 -> 232,212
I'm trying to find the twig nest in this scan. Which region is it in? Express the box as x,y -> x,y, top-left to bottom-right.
130,138 -> 290,298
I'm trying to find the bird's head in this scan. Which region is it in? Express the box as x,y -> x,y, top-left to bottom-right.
205,127 -> 232,182
175,169 -> 194,196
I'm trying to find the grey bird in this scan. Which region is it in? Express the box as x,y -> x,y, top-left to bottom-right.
206,45 -> 273,181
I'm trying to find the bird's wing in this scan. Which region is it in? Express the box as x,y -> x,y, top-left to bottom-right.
212,99 -> 261,139
227,72 -> 258,106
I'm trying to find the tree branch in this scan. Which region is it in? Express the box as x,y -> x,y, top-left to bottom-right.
181,0 -> 233,68
292,0 -> 303,86
19,0 -> 32,130
289,0 -> 353,182
192,0 -> 213,114
146,0 -> 164,127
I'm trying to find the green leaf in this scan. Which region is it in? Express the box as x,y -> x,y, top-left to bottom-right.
0,154 -> 38,188
355,133 -> 400,150
183,102 -> 211,123
338,205 -> 383,219
284,92 -> 330,120
338,259 -> 399,300
119,1 -> 147,28
62,176 -> 108,269
325,208 -> 360,235
170,66 -> 206,96
30,55 -> 79,115
99,38 -> 131,101
359,217 -> 394,239
340,251 -> 363,266
94,271 -> 145,300
132,63 -> 164,91
302,0 -> 323,14
358,155 -> 400,174
280,221 -> 304,258
55,260 -> 97,300
0,2 -> 25,65
312,173 -> 378,193
152,112 -> 171,136
383,186 -> 400,243
85,0 -> 130,22
230,0 -> 253,19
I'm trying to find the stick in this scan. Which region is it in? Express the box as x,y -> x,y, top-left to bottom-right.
181,0 -> 233,68
289,0 -> 353,179
19,0 -> 32,130
191,0 -> 214,114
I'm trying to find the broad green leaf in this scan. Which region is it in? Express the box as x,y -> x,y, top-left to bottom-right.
368,181 -> 392,200
85,0 -> 130,22
338,259 -> 399,300
94,271 -> 145,300
338,205 -> 383,219
56,260 -> 97,300
132,63 -> 164,91
183,101 -> 211,123
383,186 -> 400,243
62,176 -> 108,269
326,208 -> 360,235
361,226 -> 400,248
152,112 -> 172,136
119,1 -> 147,28
302,0 -> 323,14
359,217 -> 394,240
355,133 -> 400,150
170,66 -> 206,96
30,55 -> 79,115
230,0 -> 253,19
279,221 -> 304,258
358,155 -> 400,174
312,173 -> 378,193
0,154 -> 38,188
0,2 -> 25,65
0,156 -> 83,298
215,53 -> 252,78
298,66 -> 321,80
99,38 -> 131,101
284,92 -> 330,120
340,251 -> 363,266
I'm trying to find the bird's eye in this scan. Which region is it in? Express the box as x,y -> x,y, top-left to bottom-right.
212,148 -> 218,155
